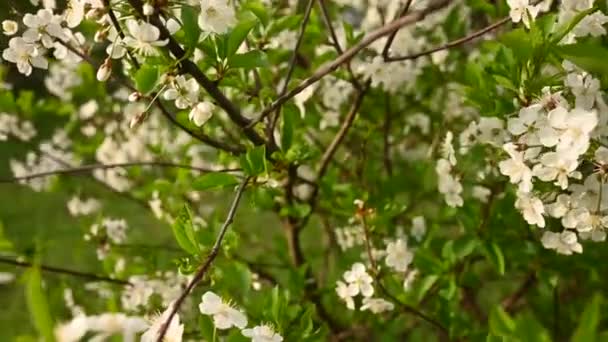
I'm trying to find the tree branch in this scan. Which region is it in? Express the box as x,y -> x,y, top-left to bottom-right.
502,271 -> 537,313
126,0 -> 266,146
384,16 -> 511,62
0,256 -> 131,286
155,177 -> 250,341
250,0 -> 451,126
0,161 -> 240,184
381,0 -> 414,60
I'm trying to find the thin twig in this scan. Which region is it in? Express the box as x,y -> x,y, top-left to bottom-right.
0,256 -> 131,286
250,0 -> 451,126
317,0 -> 361,89
0,161 -> 240,183
360,216 -> 377,271
155,177 -> 250,341
502,271 -> 537,313
317,84 -> 369,180
102,0 -> 141,69
268,0 -> 316,147
376,281 -> 448,336
381,0 -> 414,60
384,17 -> 511,61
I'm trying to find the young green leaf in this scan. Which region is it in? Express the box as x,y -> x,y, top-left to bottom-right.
572,294 -> 602,342
25,267 -> 55,342
172,205 -> 200,255
240,145 -> 267,176
489,307 -> 515,337
181,5 -> 201,49
134,65 -> 160,95
227,18 -> 258,57
229,50 -> 269,70
193,173 -> 239,190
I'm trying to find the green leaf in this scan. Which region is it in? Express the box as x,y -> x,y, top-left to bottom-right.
550,8 -> 596,44
243,1 -> 270,26
25,266 -> 55,342
172,205 -> 200,255
134,65 -> 160,95
0,221 -> 13,251
415,275 -> 439,303
193,173 -> 239,190
229,50 -> 269,70
556,42 -> 608,80
452,236 -> 478,260
240,145 -> 267,176
572,294 -> 602,342
181,5 -> 201,48
280,105 -> 297,152
489,307 -> 516,337
483,242 -> 505,275
227,18 -> 258,57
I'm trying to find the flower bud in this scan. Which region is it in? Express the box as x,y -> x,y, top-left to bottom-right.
129,112 -> 147,129
2,20 -> 18,36
128,92 -> 142,102
96,58 -> 112,82
143,3 -> 154,16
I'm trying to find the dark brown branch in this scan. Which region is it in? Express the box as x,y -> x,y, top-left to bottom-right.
384,16 -> 511,62
126,0 -> 266,146
376,281 -> 448,336
102,0 -> 141,69
502,272 -> 537,313
0,161 -> 240,183
59,42 -> 242,154
155,177 -> 250,341
250,0 -> 451,126
0,256 -> 131,286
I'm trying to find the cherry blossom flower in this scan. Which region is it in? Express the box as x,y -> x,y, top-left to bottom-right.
361,297 -> 395,313
411,216 -> 426,241
141,304 -> 184,342
22,9 -> 65,48
532,152 -> 581,189
385,239 -> 414,272
541,230 -> 582,255
499,143 -> 533,193
241,324 -> 283,342
343,263 -> 374,297
123,19 -> 168,56
189,102 -> 214,127
64,0 -> 85,28
515,191 -> 545,227
2,37 -> 48,76
336,280 -> 355,309
198,0 -> 236,34
2,20 -> 18,36
199,291 -> 248,330
507,0 -> 539,28
164,75 -> 200,109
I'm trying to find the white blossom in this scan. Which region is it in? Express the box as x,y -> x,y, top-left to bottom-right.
164,75 -> 200,109
384,239 -> 414,272
2,37 -> 48,76
507,0 -> 539,28
141,304 -> 184,342
241,324 -> 283,342
189,102 -> 214,127
515,191 -> 545,227
336,280 -> 355,310
2,20 -> 18,36
541,230 -> 582,255
360,297 -> 394,313
343,262 -> 374,297
123,19 -> 168,56
198,0 -> 236,34
199,291 -> 248,330
499,143 -> 533,193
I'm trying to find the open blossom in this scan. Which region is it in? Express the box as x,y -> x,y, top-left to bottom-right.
384,239 -> 414,272
22,9 -> 65,48
507,0 -> 539,28
54,315 -> 88,342
123,19 -> 168,56
64,0 -> 85,28
199,291 -> 248,330
67,196 -> 101,216
361,297 -> 395,313
565,73 -> 600,110
198,0 -> 236,34
336,280 -> 355,309
242,324 -> 283,342
573,11 -> 608,38
549,107 -> 597,157
2,37 -> 48,76
541,230 -> 582,255
499,143 -> 533,193
343,262 -> 374,297
189,102 -> 214,127
141,304 -> 184,342
164,76 -> 200,109
2,20 -> 18,36
532,152 -> 581,189
515,191 -> 545,227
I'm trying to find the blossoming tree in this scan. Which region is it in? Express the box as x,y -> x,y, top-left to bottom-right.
1,0 -> 608,340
